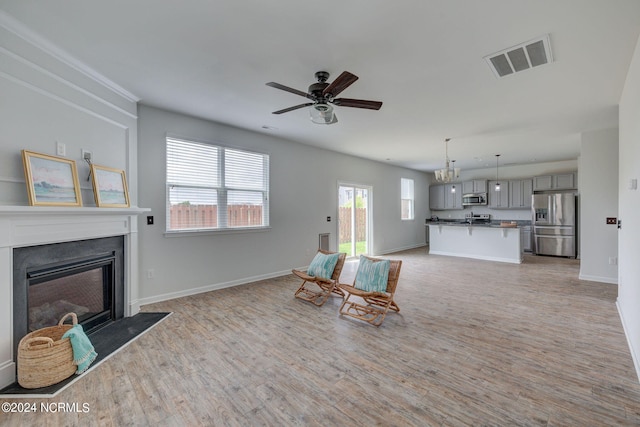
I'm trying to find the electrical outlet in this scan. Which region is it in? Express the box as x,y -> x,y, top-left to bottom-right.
606,217 -> 617,225
146,269 -> 155,279
56,141 -> 66,156
147,216 -> 154,225
82,149 -> 92,162
609,257 -> 618,266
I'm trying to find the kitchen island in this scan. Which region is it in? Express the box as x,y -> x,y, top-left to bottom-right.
428,222 -> 523,264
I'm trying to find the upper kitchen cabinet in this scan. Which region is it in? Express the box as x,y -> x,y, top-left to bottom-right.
429,184 -> 445,210
444,183 -> 463,210
508,179 -> 533,209
462,180 -> 487,194
488,180 -> 509,208
429,184 -> 463,210
533,172 -> 576,191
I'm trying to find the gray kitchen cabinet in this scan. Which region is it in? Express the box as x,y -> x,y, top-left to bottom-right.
430,184 -> 463,210
488,180 -> 509,208
508,179 -> 533,209
533,172 -> 576,191
533,175 -> 553,191
554,173 -> 576,190
429,184 -> 445,210
462,180 -> 487,194
444,183 -> 463,209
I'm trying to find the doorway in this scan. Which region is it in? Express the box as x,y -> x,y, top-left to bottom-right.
338,184 -> 371,257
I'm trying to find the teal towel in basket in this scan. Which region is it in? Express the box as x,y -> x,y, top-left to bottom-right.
62,324 -> 97,374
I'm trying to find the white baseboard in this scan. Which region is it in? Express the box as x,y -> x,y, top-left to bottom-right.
0,361 -> 16,390
616,300 -> 640,384
578,273 -> 618,284
137,269 -> 293,306
379,243 -> 427,255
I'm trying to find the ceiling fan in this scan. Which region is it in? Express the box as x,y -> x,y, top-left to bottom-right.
266,71 -> 383,124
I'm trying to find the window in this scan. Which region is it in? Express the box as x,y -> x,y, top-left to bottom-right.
401,178 -> 414,220
166,137 -> 269,232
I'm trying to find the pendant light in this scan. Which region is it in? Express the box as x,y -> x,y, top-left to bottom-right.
434,138 -> 460,183
450,160 -> 457,193
494,154 -> 501,192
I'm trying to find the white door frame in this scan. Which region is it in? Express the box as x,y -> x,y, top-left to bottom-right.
337,181 -> 373,257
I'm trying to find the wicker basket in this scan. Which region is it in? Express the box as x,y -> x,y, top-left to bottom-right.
17,312 -> 78,389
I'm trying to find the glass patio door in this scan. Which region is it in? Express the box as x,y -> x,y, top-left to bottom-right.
338,184 -> 371,257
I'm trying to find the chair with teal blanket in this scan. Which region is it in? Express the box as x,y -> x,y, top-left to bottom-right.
293,250 -> 346,306
338,255 -> 402,326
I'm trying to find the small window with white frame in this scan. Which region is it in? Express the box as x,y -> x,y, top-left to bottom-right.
166,137 -> 269,232
401,178 -> 414,220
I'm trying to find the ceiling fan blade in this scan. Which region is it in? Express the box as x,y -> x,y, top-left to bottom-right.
266,82 -> 312,99
272,103 -> 313,114
332,98 -> 383,110
323,71 -> 358,97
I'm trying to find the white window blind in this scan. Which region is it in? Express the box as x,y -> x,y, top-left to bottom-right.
166,137 -> 269,232
401,178 -> 414,220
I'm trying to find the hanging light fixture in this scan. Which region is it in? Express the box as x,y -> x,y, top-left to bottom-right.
494,154 -> 501,191
310,102 -> 336,124
434,138 -> 460,183
450,160 -> 457,192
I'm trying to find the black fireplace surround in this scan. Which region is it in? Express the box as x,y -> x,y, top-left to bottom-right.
12,236 -> 125,357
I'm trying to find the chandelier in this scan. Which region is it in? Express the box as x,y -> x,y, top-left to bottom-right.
434,138 -> 460,183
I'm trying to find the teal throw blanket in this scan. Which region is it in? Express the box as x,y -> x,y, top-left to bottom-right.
62,324 -> 98,374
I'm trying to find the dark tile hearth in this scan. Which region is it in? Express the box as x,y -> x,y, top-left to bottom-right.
0,312 -> 171,397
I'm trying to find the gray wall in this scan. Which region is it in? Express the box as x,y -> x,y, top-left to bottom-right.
137,105 -> 430,304
578,128 -> 619,284
618,33 -> 640,381
0,13 -> 138,206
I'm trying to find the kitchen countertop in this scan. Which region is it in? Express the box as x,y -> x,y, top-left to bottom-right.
427,220 -> 530,228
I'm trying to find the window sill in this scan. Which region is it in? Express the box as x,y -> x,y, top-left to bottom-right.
163,226 -> 271,237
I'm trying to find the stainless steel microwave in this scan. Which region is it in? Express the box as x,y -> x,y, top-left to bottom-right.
462,193 -> 487,206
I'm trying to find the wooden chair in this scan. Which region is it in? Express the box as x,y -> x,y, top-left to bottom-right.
338,256 -> 402,326
292,250 -> 346,306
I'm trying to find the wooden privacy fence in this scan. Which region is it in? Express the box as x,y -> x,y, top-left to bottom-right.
339,207 -> 367,243
170,204 -> 263,229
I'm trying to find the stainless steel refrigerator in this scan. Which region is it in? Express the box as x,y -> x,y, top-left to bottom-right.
532,193 -> 576,258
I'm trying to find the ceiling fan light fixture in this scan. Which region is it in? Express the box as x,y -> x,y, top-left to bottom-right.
310,103 -> 335,124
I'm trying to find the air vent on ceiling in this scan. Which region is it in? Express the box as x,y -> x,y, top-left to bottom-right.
485,34 -> 553,78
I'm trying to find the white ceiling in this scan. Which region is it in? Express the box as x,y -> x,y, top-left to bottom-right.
2,0 -> 639,173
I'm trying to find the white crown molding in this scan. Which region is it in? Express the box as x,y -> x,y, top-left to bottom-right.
0,10 -> 140,103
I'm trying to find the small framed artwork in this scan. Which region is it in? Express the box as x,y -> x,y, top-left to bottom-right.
22,150 -> 83,207
90,164 -> 130,207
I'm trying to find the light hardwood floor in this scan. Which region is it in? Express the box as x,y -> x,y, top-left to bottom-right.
2,248 -> 640,426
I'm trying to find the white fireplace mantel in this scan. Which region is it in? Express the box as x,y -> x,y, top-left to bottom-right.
0,205 -> 149,388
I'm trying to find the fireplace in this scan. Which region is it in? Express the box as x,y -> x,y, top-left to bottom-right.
0,206 -> 147,389
13,237 -> 125,356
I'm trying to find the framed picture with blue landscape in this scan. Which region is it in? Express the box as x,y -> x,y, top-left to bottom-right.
22,150 -> 83,207
90,164 -> 130,207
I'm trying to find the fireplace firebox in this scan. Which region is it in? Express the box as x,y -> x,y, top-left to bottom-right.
13,237 -> 125,357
